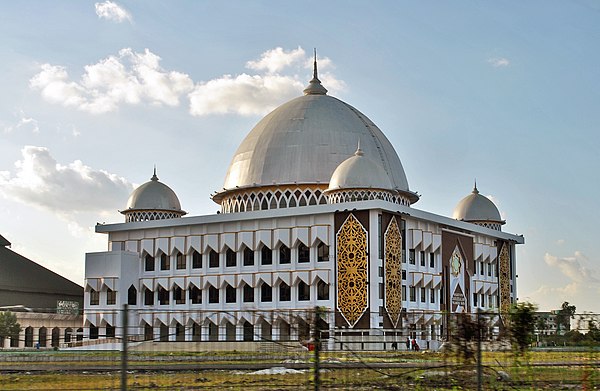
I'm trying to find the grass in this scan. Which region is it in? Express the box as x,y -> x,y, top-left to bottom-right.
0,349 -> 598,390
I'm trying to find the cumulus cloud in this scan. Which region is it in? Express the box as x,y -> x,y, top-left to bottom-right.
30,46 -> 345,116
189,47 -> 346,116
30,48 -> 194,114
246,47 -> 306,73
488,57 -> 510,67
0,146 -> 134,217
544,251 -> 598,284
95,1 -> 132,23
189,74 -> 305,116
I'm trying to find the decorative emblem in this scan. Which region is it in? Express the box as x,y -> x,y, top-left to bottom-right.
384,217 -> 402,328
451,250 -> 462,277
499,243 -> 511,318
336,213 -> 368,327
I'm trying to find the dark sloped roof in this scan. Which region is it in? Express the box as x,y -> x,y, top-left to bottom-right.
0,243 -> 83,297
0,234 -> 10,247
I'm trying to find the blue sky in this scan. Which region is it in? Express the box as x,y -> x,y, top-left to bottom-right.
1,1 -> 599,313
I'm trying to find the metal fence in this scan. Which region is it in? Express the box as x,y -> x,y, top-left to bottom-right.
1,307 -> 599,390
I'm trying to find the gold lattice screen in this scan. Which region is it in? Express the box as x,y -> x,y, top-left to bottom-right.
336,213 -> 368,327
499,243 -> 511,318
384,216 -> 402,328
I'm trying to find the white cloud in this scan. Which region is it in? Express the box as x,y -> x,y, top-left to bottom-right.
30,48 -> 194,114
31,46 -> 346,116
95,1 -> 132,23
189,47 -> 346,116
189,73 -> 304,116
246,47 -> 306,73
544,251 -> 598,284
488,57 -> 510,67
0,146 -> 134,217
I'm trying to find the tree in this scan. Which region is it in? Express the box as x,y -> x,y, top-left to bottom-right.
556,301 -> 576,334
0,311 -> 21,347
509,302 -> 537,355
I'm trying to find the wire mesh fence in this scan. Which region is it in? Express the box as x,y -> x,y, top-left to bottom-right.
1,307 -> 599,390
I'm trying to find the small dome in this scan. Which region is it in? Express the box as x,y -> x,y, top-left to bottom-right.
453,184 -> 503,224
327,146 -> 393,191
122,170 -> 186,222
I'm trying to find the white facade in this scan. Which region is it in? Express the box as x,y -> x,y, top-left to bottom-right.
84,65 -> 524,348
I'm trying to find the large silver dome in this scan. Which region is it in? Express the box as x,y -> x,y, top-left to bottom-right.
217,79 -> 415,202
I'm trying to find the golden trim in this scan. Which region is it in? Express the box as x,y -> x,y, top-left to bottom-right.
336,213 -> 369,327
384,216 -> 402,328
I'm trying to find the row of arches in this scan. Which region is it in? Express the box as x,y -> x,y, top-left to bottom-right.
142,242 -> 330,273
220,188 -> 328,213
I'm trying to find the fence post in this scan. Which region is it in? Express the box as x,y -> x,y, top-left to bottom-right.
121,304 -> 128,391
477,309 -> 482,391
313,306 -> 321,391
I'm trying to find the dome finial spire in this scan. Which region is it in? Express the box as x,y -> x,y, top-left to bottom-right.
473,178 -> 479,194
303,48 -> 328,96
313,48 -> 318,80
151,165 -> 159,181
355,138 -> 364,156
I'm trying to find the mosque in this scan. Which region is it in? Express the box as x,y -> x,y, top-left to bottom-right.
84,60 -> 524,348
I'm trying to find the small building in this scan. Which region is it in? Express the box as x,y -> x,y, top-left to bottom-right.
0,234 -> 83,348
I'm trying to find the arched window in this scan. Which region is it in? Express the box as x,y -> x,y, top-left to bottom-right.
189,284 -> 202,304
208,285 -> 219,303
160,253 -> 170,270
225,284 -> 236,303
158,286 -> 169,305
176,251 -> 186,269
208,322 -> 218,341
144,323 -> 153,341
225,321 -> 236,341
225,247 -> 236,267
243,247 -> 254,266
106,288 -> 116,305
159,322 -> 168,342
89,289 -> 99,305
298,281 -> 310,301
88,325 -> 98,340
192,250 -> 202,268
128,285 -> 137,305
175,322 -> 185,342
173,285 -> 185,304
260,283 -> 272,302
243,321 -> 254,341
298,242 -> 310,263
279,245 -> 291,264
279,282 -> 291,302
261,245 -> 272,265
144,287 -> 154,305
64,328 -> 73,343
243,284 -> 254,303
144,254 -> 155,271
106,324 -> 115,338
317,280 -> 329,300
317,242 -> 329,262
208,248 -> 219,268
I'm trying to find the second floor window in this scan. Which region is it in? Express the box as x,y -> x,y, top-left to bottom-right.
106,288 -> 116,305
90,289 -> 99,305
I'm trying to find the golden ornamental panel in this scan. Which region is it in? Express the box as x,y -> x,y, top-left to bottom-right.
384,217 -> 402,328
336,213 -> 368,327
499,243 -> 511,318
